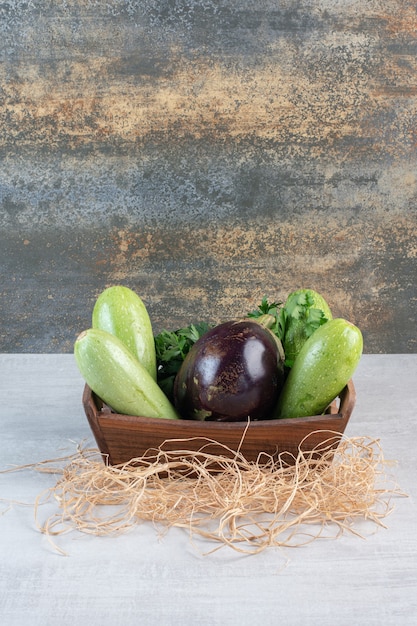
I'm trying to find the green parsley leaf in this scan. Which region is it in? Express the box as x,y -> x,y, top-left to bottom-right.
247,296 -> 286,341
154,322 -> 213,402
247,296 -> 282,318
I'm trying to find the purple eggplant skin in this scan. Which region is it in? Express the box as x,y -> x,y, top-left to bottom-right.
173,320 -> 285,422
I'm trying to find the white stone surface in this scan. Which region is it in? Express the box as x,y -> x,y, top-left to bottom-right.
0,354 -> 416,625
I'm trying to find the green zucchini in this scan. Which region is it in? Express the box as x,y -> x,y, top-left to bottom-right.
74,328 -> 179,419
92,285 -> 157,380
274,318 -> 363,419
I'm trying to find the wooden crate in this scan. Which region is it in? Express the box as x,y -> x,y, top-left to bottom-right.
82,380 -> 356,466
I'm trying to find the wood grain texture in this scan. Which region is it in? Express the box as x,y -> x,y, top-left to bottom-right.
0,1 -> 416,352
82,381 -> 355,466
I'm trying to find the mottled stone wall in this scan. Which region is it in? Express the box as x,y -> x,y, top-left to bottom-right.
0,1 -> 416,352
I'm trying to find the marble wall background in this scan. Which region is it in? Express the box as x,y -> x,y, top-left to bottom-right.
1,1 -> 416,352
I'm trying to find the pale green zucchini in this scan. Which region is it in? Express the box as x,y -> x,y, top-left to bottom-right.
275,318 -> 363,419
74,328 -> 179,419
92,285 -> 157,380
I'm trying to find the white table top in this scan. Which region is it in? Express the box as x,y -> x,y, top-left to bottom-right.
1,354 -> 416,626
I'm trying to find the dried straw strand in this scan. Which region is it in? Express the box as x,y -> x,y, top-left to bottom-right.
28,433 -> 405,554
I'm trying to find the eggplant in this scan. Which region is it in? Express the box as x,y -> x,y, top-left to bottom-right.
173,320 -> 285,422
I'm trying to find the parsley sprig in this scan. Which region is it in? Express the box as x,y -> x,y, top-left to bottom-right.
284,291 -> 328,339
247,296 -> 286,341
247,292 -> 329,367
154,322 -> 213,401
